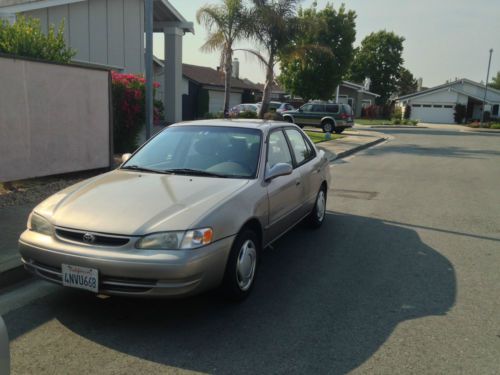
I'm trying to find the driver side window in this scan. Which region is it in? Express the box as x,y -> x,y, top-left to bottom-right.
268,130 -> 292,168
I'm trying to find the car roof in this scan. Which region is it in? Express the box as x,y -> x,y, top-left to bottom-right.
170,119 -> 291,132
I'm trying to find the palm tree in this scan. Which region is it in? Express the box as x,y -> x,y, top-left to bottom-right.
197,0 -> 250,116
238,0 -> 301,118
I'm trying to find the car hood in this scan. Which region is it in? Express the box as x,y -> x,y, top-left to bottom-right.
34,170 -> 249,235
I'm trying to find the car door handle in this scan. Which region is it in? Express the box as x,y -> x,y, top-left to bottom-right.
295,180 -> 301,186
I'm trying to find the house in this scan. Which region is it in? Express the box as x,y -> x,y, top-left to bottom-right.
336,81 -> 380,117
396,79 -> 500,124
153,58 -> 260,120
0,0 -> 193,123
254,82 -> 288,102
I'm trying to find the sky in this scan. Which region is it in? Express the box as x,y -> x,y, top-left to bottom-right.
154,0 -> 500,88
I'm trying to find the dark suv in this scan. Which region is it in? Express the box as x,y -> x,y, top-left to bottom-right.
282,102 -> 354,133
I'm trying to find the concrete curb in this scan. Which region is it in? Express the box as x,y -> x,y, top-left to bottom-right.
461,128 -> 500,134
0,263 -> 31,291
369,125 -> 428,129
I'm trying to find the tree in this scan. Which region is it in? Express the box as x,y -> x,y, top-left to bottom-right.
240,0 -> 301,117
197,0 -> 250,115
349,31 -> 405,104
278,3 -> 356,101
0,16 -> 75,63
397,67 -> 418,96
490,71 -> 500,90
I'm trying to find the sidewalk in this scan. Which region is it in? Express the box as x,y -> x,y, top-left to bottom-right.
0,129 -> 388,288
316,129 -> 388,161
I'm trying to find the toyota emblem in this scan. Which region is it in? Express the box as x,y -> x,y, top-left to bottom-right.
82,233 -> 96,244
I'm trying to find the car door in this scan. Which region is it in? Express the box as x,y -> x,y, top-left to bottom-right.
265,128 -> 305,243
295,103 -> 313,125
284,127 -> 322,215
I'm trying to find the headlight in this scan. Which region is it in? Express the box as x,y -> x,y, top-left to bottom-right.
136,228 -> 213,250
28,212 -> 54,236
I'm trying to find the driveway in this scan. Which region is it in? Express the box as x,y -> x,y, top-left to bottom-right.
2,127 -> 500,374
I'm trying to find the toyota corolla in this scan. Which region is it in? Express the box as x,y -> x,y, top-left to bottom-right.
19,120 -> 330,300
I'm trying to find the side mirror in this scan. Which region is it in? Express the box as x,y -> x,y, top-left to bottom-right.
121,153 -> 132,163
265,163 -> 293,181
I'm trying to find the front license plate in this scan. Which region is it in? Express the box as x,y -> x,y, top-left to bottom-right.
62,264 -> 98,293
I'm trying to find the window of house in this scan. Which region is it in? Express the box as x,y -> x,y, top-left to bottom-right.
412,104 -> 421,107
423,104 -> 432,108
433,105 -> 443,108
444,105 -> 454,108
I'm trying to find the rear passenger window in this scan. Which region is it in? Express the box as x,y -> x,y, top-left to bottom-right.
312,104 -> 325,112
326,104 -> 339,113
285,129 -> 314,165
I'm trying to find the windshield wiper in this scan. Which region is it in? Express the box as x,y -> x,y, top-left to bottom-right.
162,168 -> 228,178
121,165 -> 164,174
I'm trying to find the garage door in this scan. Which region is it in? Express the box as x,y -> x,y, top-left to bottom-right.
209,91 -> 242,114
410,104 -> 455,124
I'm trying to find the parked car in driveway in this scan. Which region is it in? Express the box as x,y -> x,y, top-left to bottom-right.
19,120 -> 330,300
229,103 -> 260,117
257,101 -> 295,114
282,102 -> 354,133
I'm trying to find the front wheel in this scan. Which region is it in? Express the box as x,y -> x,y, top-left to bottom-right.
221,229 -> 259,301
322,121 -> 334,133
308,187 -> 327,228
334,127 -> 345,134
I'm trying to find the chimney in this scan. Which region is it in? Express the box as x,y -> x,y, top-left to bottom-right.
232,58 -> 240,79
363,77 -> 371,91
216,66 -> 220,72
417,78 -> 423,92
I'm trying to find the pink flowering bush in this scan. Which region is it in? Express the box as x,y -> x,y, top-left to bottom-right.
112,71 -> 164,152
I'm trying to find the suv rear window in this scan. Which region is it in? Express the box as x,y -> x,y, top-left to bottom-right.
326,104 -> 339,113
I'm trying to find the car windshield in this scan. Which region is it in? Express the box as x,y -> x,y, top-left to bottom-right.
122,126 -> 262,179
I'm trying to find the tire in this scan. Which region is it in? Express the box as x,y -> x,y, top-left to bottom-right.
334,127 -> 345,134
308,187 -> 327,228
284,116 -> 293,123
221,229 -> 260,301
322,120 -> 335,133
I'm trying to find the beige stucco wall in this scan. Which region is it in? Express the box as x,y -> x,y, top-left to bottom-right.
0,56 -> 110,182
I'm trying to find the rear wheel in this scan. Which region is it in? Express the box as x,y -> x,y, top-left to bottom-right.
308,187 -> 327,228
322,120 -> 334,133
222,229 -> 259,301
334,127 -> 345,134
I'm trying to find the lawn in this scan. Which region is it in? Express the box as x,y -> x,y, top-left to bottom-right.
304,131 -> 344,144
355,118 -> 393,125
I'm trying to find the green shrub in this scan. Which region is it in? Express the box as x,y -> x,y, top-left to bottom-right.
203,112 -> 224,119
490,123 -> 500,129
263,112 -> 282,121
0,16 -> 75,63
392,106 -> 403,120
411,119 -> 419,125
237,110 -> 258,119
392,118 -> 401,125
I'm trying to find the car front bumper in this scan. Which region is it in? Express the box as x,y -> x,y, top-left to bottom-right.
19,230 -> 235,297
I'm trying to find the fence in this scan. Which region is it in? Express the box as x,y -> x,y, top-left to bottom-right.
0,55 -> 112,182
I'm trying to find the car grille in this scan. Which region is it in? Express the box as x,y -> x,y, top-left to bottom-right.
55,228 -> 130,247
22,258 -> 156,293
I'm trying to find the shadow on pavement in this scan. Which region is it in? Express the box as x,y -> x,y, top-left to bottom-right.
5,212 -> 456,374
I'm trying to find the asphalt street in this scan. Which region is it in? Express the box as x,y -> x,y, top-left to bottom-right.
2,126 -> 500,374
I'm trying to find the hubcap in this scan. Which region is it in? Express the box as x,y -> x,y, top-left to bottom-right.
316,190 -> 326,222
324,123 -> 333,132
236,239 -> 257,291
